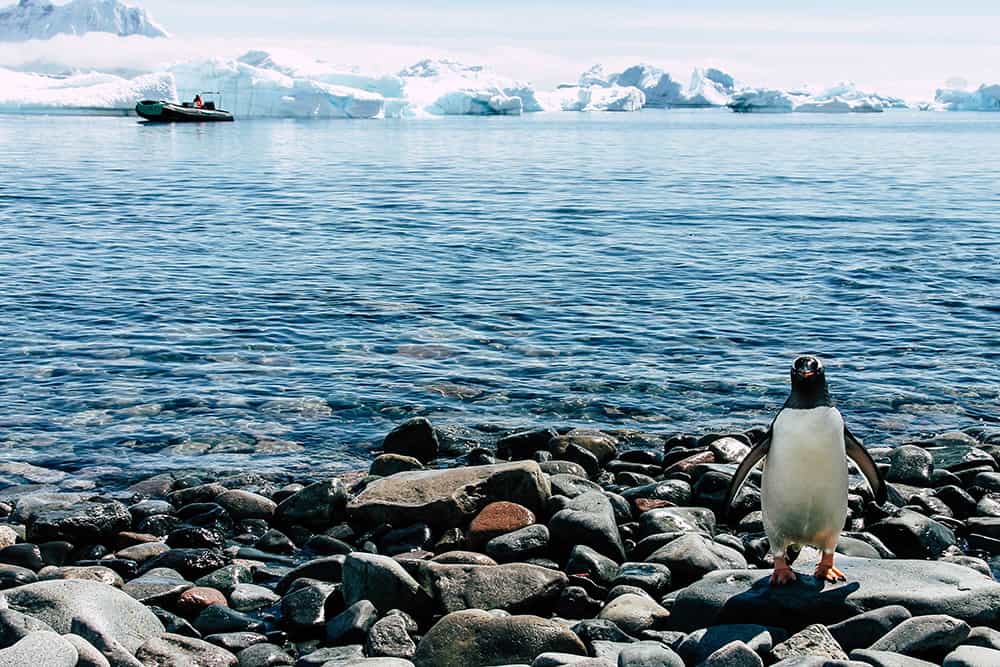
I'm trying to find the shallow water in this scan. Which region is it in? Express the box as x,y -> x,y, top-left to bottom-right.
1,110 -> 998,476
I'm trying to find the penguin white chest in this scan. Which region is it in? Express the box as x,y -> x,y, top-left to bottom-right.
762,406 -> 849,553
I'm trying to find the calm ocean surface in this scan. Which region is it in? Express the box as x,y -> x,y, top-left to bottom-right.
1,111 -> 998,477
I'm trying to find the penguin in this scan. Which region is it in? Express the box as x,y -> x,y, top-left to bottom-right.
725,355 -> 886,584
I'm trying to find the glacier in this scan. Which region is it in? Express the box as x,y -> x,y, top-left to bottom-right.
0,66 -> 173,112
935,83 -> 1000,111
0,0 -> 168,41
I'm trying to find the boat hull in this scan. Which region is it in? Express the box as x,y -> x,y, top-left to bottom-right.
136,100 -> 234,123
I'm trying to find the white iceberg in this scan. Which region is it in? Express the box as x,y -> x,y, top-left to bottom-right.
397,59 -> 543,116
612,63 -> 683,108
0,66 -> 173,112
539,84 -> 644,112
935,83 -> 1000,111
0,0 -> 168,41
727,88 -> 795,113
237,49 -> 404,100
169,57 -> 385,119
680,67 -> 738,107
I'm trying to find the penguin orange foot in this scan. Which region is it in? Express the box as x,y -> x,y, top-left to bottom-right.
771,555 -> 797,585
814,552 -> 847,582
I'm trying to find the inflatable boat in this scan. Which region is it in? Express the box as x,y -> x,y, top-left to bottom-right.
136,98 -> 234,122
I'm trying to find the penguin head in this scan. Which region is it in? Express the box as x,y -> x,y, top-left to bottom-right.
790,355 -> 826,389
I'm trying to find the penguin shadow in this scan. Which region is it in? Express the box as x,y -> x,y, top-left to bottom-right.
721,572 -> 861,627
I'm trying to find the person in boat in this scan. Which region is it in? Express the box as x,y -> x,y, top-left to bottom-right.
193,94 -> 203,109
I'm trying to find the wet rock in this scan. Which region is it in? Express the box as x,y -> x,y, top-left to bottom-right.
217,490 -> 277,521
255,528 -> 295,554
123,568 -> 193,605
149,605 -> 201,638
468,501 -> 535,549
943,645 -> 1000,667
486,524 -> 551,563
596,593 -> 669,635
540,461 -> 590,478
305,534 -> 353,556
828,605 -> 913,652
548,492 -> 625,563
555,585 -> 603,618
280,581 -> 336,632
194,604 -> 265,636
498,429 -> 559,460
197,564 -> 254,595
274,556 -> 343,595
670,552 -> 1000,631
887,446 -> 934,486
342,553 -> 425,617
39,564 -> 123,587
413,609 -> 586,667
0,544 -> 43,571
203,632 -> 266,653
141,548 -> 232,580
326,600 -> 378,645
866,510 -> 957,559
177,586 -> 229,616
644,534 -> 746,586
237,642 -> 295,666
868,614 -> 970,661
167,526 -> 226,550
348,461 -> 550,528
701,641 -> 764,667
371,454 -> 424,477
550,475 -> 602,499
638,507 -> 715,538
676,624 -> 776,664
771,624 -> 848,661
383,417 -> 440,463
5,578 -> 164,653
0,630 -> 78,666
366,613 -> 417,659
615,641 -> 683,667
116,541 -> 169,563
611,562 -> 671,597
136,633 -> 237,666
274,480 -> 347,529
417,561 -> 567,615
229,583 -> 280,612
565,545 -> 618,587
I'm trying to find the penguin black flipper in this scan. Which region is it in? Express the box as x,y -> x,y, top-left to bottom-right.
844,425 -> 887,504
724,427 -> 772,521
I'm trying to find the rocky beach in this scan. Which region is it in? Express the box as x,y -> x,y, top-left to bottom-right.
0,417 -> 999,666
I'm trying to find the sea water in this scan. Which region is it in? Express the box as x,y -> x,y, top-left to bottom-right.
1,111 -> 998,475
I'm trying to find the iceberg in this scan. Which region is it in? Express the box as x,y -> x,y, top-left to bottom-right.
169,58 -> 385,119
935,83 -> 1000,111
397,59 -> 543,116
237,49 -> 404,100
727,88 -> 795,113
0,66 -> 174,112
612,63 -> 683,108
0,0 -> 168,41
539,84 -> 645,112
680,67 -> 738,107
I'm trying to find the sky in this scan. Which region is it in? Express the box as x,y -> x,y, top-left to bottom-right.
8,1 -> 1000,98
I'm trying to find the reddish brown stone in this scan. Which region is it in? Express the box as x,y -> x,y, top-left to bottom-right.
115,531 -> 162,549
663,451 -> 715,475
634,498 -> 676,513
176,586 -> 228,616
467,501 -> 535,549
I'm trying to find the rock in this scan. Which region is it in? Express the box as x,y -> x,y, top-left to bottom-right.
431,551 -> 497,566
136,633 -> 237,666
194,605 -> 264,636
701,641 -> 764,667
0,544 -> 43,571
868,509 -> 956,558
64,633 -> 112,667
837,536 -> 883,559
271,557 -> 342,595
615,641 -> 683,667
0,630 -> 78,666
676,624 -> 776,664
298,645 -> 365,666
596,593 -> 669,635
24,498 -> 130,543
468,502 -> 535,549
498,428 -> 559,460
416,561 -> 567,615
326,600 -> 378,645
274,480 -> 347,529
670,553 -> 1000,631
0,607 -> 56,648
371,454 -> 424,477
216,490 -> 277,521
383,417 -> 440,463
771,624 -> 848,661
177,586 -> 229,616
124,568 -> 193,605
366,613 -> 417,659
828,605 -> 913,652
0,528 -> 16,551
611,563 -> 671,598
849,649 -> 938,666
868,614 -> 970,660
887,446 -> 934,486
486,525 -> 550,563
639,507 -> 715,538
4,579 -> 164,652
203,632 -> 266,653
229,583 -> 280,612
342,553 -> 425,617
965,626 -> 1000,650
943,646 -> 1000,667
644,534 -> 746,586
348,462 -> 550,528
565,545 -> 618,587
237,643 -> 294,666
413,609 -> 586,667
548,492 -> 625,563
141,548 -> 232,580
116,541 -> 169,563
0,565 -> 36,589
168,483 -> 227,507
281,581 -> 336,632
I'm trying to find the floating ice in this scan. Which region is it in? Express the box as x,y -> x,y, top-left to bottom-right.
0,66 -> 173,112
682,67 -> 738,107
612,64 -> 684,108
0,0 -> 168,41
539,84 -> 645,112
727,88 -> 796,113
935,83 -> 1000,111
397,59 -> 543,116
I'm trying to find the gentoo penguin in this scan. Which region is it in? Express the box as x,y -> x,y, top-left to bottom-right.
725,355 -> 886,584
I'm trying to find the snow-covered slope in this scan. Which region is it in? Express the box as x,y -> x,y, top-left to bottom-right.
0,0 -> 168,41
935,83 -> 1000,111
0,66 -> 173,111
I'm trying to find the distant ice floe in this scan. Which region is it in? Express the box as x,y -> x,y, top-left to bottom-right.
0,0 -> 168,42
539,84 -> 645,112
397,59 -> 543,116
727,82 -> 907,113
934,83 -> 1000,111
0,66 -> 173,113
